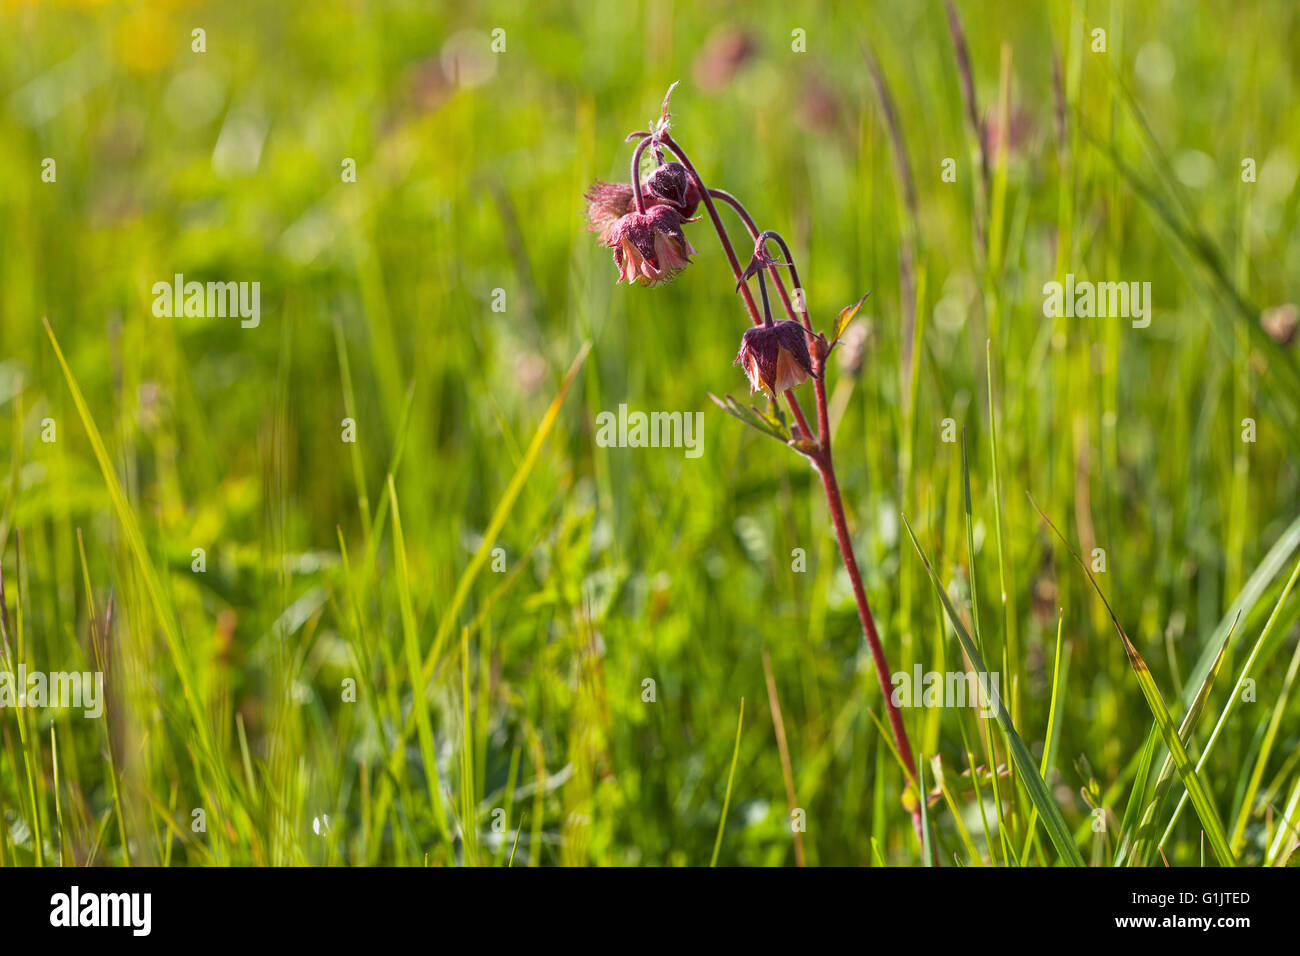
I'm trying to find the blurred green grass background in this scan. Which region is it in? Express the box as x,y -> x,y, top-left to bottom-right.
1,0 -> 1298,866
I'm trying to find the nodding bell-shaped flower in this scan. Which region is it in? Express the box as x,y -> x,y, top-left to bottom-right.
734,320 -> 816,396
605,204 -> 696,286
585,161 -> 701,243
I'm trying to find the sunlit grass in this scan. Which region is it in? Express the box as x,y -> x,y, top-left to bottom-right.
0,0 -> 1298,866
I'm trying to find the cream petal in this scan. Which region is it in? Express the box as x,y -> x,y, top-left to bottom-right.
619,239 -> 643,283
774,347 -> 811,392
653,232 -> 685,271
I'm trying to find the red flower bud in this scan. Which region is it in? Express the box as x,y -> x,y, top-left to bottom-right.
643,161 -> 701,218
734,320 -> 815,395
604,205 -> 696,286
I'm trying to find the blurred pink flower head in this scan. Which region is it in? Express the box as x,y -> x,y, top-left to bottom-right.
692,26 -> 758,93
1262,303 -> 1298,345
984,105 -> 1035,159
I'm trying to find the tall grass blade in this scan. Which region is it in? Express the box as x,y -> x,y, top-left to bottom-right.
1028,495 -> 1236,866
903,515 -> 1084,866
1159,555 -> 1300,853
42,318 -> 214,760
710,697 -> 744,867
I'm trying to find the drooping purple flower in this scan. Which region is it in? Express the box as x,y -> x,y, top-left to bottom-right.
604,204 -> 696,286
734,320 -> 815,395
586,160 -> 701,244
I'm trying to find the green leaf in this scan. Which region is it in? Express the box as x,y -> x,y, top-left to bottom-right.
1027,494 -> 1237,867
710,698 -> 744,867
1132,619 -> 1234,864
43,319 -> 213,760
708,392 -> 790,442
902,514 -> 1085,867
1116,618 -> 1235,866
379,341 -> 591,821
1020,611 -> 1068,865
389,474 -> 451,841
833,291 -> 870,344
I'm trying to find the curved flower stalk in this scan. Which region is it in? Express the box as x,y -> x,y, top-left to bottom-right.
585,84 -> 927,856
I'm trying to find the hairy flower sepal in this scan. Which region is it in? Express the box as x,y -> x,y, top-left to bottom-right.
737,244 -> 789,291
644,161 -> 701,218
734,320 -> 816,396
584,181 -> 636,243
605,205 -> 696,286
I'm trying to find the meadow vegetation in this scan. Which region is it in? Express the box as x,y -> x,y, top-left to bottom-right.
0,0 -> 1297,866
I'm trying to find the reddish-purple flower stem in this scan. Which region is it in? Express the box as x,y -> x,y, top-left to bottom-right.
630,136 -> 652,214
672,146 -> 926,853
708,190 -> 805,329
659,135 -> 767,330
755,271 -> 774,328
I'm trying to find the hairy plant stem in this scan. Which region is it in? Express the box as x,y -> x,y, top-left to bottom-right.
704,188 -> 813,440
658,137 -> 812,441
630,136 -> 652,213
666,139 -> 926,852
708,190 -> 805,331
756,271 -> 774,327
